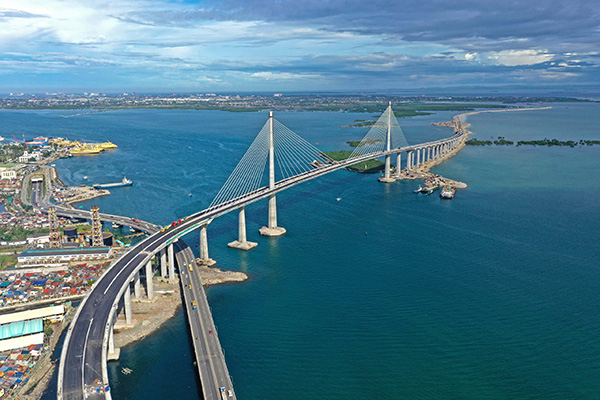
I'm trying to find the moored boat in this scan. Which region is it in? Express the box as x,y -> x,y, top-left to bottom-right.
440,186 -> 456,199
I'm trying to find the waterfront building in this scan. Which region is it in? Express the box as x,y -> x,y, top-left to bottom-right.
0,305 -> 64,352
17,247 -> 113,266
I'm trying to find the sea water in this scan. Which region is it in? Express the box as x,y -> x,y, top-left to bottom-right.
2,103 -> 599,399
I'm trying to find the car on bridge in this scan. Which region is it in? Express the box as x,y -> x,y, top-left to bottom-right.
192,300 -> 197,310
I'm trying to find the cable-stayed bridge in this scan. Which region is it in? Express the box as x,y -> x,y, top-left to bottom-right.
58,103 -> 467,400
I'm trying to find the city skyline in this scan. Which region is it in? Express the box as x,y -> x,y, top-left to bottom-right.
1,0 -> 599,92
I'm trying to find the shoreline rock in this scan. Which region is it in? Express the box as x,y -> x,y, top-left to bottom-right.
113,262 -> 247,349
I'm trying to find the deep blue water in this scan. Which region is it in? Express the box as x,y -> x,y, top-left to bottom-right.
3,103 -> 600,399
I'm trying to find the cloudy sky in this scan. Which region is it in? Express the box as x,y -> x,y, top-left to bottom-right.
1,0 -> 599,93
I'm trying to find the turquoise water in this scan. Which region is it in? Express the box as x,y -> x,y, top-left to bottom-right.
3,104 -> 600,399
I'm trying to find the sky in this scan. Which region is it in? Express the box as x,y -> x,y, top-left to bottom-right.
0,0 -> 599,93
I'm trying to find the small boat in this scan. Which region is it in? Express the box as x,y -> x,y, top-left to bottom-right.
188,193 -> 193,197
121,367 -> 133,375
440,186 -> 456,199
336,197 -> 341,201
112,222 -> 121,229
413,186 -> 423,193
83,176 -> 88,180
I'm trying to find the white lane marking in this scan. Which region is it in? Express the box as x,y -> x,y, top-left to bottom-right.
102,220 -> 200,295
81,317 -> 94,397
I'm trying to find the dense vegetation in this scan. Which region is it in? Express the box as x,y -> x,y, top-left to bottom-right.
341,103 -> 509,127
0,144 -> 26,163
0,223 -> 91,242
346,139 -> 382,147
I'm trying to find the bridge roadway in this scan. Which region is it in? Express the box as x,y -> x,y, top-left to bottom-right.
59,129 -> 466,400
39,203 -> 161,234
177,242 -> 236,400
21,165 -> 159,234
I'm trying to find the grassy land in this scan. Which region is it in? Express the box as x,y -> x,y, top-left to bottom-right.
324,151 -> 385,173
0,253 -> 18,270
342,103 -> 508,127
0,223 -> 91,242
346,139 -> 383,147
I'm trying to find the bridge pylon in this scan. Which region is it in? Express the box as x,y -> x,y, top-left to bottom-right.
379,101 -> 397,183
259,111 -> 286,237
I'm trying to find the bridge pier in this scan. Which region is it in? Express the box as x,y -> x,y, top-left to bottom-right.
160,249 -> 167,278
145,259 -> 154,300
134,271 -> 141,299
229,206 -> 258,250
107,326 -> 120,361
406,150 -> 413,172
394,153 -> 402,178
416,148 -> 421,170
260,195 -> 286,236
124,284 -> 133,325
199,224 -> 216,266
168,242 -> 176,281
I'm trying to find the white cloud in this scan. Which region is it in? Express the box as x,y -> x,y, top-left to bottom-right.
250,71 -> 320,80
464,52 -> 477,61
487,49 -> 554,66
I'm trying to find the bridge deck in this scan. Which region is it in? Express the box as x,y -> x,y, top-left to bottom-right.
176,242 -> 236,400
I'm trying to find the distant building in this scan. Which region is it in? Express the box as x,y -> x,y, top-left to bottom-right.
0,164 -> 23,180
17,247 -> 113,266
18,151 -> 41,163
0,170 -> 16,180
26,234 -> 50,247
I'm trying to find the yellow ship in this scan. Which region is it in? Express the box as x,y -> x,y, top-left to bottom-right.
98,141 -> 118,149
69,144 -> 103,155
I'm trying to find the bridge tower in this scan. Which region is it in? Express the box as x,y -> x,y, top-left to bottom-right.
90,205 -> 104,247
48,207 -> 62,248
259,111 -> 286,237
379,102 -> 396,183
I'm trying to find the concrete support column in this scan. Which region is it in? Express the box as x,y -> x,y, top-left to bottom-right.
395,153 -> 402,177
124,284 -> 132,324
268,194 -> 277,229
168,243 -> 176,281
228,207 -> 258,250
416,149 -> 421,169
239,207 -> 247,242
200,225 -> 209,261
108,326 -> 115,354
260,111 -> 286,236
145,259 -> 154,300
160,249 -> 167,278
407,151 -> 413,171
134,271 -> 141,299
